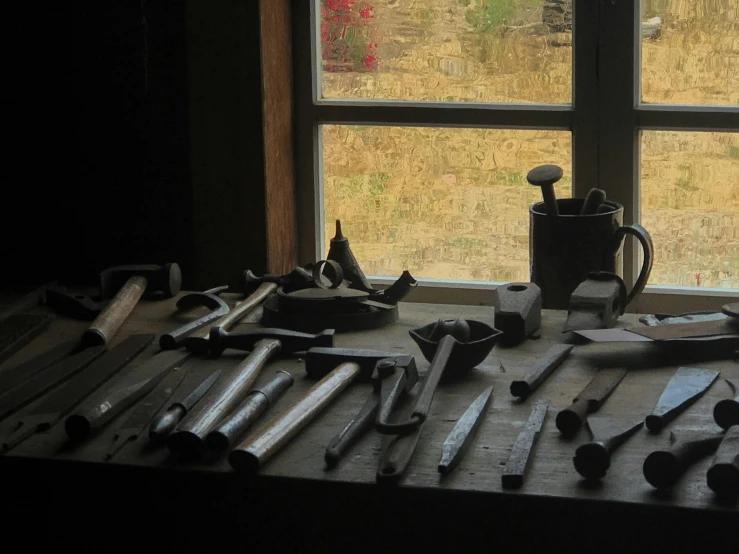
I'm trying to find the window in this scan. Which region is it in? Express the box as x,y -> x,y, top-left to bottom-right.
294,0 -> 738,311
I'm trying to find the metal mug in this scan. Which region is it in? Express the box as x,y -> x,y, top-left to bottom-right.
529,199 -> 654,310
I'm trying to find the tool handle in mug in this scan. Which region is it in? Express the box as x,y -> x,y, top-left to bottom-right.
610,224 -> 653,306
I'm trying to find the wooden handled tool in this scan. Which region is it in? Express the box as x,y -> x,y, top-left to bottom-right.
527,165 -> 562,216
83,263 -> 181,347
185,282 -> 277,354
643,430 -> 724,490
580,188 -> 606,216
706,425 -> 739,499
170,328 -> 333,457
205,370 -> 294,452
555,368 -> 628,437
229,363 -> 360,474
574,416 -> 643,480
714,378 -> 739,431
169,339 -> 281,457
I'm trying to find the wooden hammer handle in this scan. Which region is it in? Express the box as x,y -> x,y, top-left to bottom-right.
186,282 -> 277,349
229,362 -> 361,474
82,276 -> 147,346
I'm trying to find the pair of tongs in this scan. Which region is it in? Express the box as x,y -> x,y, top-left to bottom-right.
324,355 -> 418,468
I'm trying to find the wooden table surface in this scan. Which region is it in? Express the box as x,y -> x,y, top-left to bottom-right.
2,293 -> 737,517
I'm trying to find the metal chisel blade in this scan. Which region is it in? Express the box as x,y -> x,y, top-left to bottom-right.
176,369 -> 222,412
66,350 -> 192,440
1,335 -> 154,452
587,416 -> 644,445
574,368 -> 628,405
646,366 -> 720,432
0,345 -> 106,422
502,399 -> 549,489
105,369 -> 187,461
438,385 -> 493,474
0,339 -> 79,394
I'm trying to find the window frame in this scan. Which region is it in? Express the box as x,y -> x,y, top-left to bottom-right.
294,0 -> 739,312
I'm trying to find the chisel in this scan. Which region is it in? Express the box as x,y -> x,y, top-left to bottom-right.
1,334 -> 154,451
502,399 -> 549,489
510,344 -> 573,399
105,369 -> 187,461
65,349 -> 191,441
438,386 -> 493,474
148,369 -> 222,443
555,368 -> 628,437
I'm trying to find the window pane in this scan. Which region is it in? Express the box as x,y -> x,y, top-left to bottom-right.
322,125 -> 572,282
641,131 -> 739,289
641,0 -> 739,105
319,0 -> 572,104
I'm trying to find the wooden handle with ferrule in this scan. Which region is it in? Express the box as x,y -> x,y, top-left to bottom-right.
82,276 -> 147,346
707,425 -> 739,498
169,338 -> 282,457
186,282 -> 277,353
555,397 -> 592,437
229,362 -> 361,474
643,432 -> 724,489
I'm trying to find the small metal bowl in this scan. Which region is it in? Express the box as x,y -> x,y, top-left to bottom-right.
409,319 -> 502,373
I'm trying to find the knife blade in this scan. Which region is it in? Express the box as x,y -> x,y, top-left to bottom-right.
65,349 -> 191,441
105,368 -> 187,461
148,369 -> 222,443
1,334 -> 154,452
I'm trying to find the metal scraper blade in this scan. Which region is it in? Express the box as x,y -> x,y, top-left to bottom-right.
645,367 -> 720,433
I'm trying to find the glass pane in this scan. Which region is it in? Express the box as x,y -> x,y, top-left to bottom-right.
319,0 -> 572,103
641,131 -> 739,289
641,0 -> 739,105
322,125 -> 572,282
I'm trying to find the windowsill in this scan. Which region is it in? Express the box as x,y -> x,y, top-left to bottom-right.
368,276 -> 738,313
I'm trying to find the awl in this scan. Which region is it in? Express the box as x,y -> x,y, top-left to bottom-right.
555,368 -> 628,437
502,399 -> 549,489
148,369 -> 222,442
573,416 -> 643,480
645,367 -> 720,432
1,335 -> 154,451
65,349 -> 191,441
105,369 -> 187,461
438,386 -> 493,474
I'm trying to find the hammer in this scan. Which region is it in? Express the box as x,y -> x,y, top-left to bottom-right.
229,347 -> 412,474
82,263 -> 181,347
168,327 -> 334,458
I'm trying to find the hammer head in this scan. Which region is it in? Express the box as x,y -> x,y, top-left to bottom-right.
100,263 -> 182,299
209,327 -> 334,357
305,347 -> 416,382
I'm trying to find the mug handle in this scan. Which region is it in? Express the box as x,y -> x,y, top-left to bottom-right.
610,224 -> 654,306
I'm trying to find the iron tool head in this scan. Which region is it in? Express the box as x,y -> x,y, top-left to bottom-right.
99,263 -> 181,299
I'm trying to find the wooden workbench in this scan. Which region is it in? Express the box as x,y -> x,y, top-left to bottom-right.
1,295 -> 737,552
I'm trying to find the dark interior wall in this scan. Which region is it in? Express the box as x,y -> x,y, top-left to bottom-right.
4,2 -> 195,288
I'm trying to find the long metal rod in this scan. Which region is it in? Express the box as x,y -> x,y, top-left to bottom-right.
638,105 -> 739,131
314,101 -> 572,130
